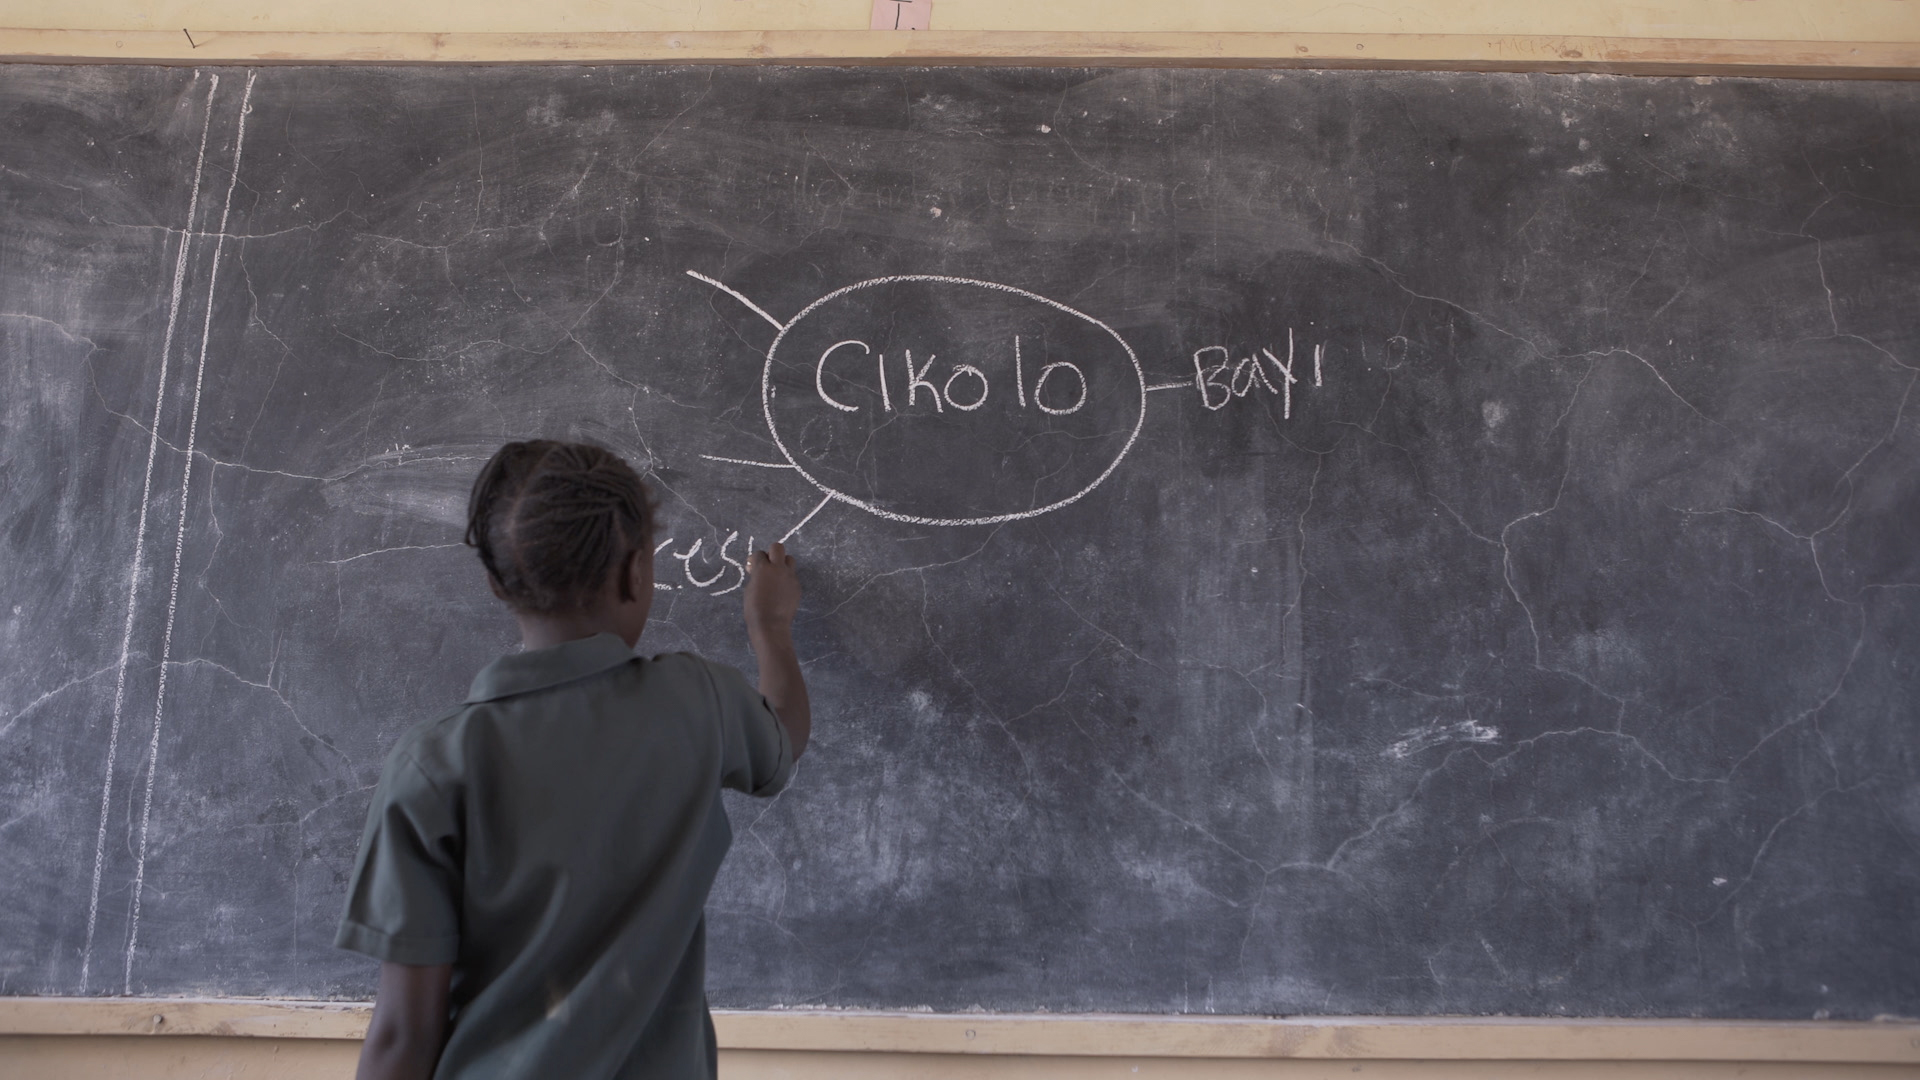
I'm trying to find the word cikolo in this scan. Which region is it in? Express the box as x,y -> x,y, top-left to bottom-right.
1192,331 -> 1326,417
811,335 -> 1090,417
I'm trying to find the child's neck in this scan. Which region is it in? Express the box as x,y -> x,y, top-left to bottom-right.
515,608 -> 644,652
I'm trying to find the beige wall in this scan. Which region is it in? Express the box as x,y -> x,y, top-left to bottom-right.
0,0 -> 1914,38
0,0 -> 1915,69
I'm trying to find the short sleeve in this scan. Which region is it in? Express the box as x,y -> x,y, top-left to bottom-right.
703,658 -> 795,797
334,746 -> 462,965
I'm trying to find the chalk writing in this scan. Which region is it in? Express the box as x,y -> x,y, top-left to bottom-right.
695,272 -> 1146,529
813,334 -> 1082,417
654,530 -> 755,596
1034,360 -> 1088,416
1192,330 -> 1325,419
904,349 -> 941,411
686,268 -> 1377,554
815,339 -> 865,412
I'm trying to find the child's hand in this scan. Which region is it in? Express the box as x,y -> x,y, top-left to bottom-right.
743,541 -> 800,638
743,541 -> 810,758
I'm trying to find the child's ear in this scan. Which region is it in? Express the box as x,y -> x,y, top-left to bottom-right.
619,544 -> 652,604
485,571 -> 510,602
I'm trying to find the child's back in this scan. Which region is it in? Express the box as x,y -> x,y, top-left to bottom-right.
338,441 -> 810,1080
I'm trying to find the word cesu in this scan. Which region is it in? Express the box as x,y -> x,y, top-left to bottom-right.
653,531 -> 754,595
814,336 -> 1087,416
1193,331 -> 1324,417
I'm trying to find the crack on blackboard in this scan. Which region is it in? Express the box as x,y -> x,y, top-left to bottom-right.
1721,608 -> 1861,786
1044,582 -> 1161,673
93,208 -> 352,242
175,656 -> 353,769
323,543 -> 464,566
1691,775 -> 1880,930
809,526 -> 1003,621
0,310 -> 102,353
0,664 -> 119,743
915,574 -> 1041,799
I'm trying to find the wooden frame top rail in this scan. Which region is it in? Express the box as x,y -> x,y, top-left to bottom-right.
0,29 -> 1916,77
2,998 -> 1918,1061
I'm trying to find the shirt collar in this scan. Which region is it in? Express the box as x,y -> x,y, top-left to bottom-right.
466,632 -> 636,703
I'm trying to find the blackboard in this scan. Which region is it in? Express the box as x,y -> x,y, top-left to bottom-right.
1,64 -> 1916,1019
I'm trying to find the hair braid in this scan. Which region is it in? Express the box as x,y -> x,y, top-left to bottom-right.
464,440 -> 655,614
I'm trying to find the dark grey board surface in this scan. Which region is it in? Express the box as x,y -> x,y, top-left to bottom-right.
2,64 -> 1917,1019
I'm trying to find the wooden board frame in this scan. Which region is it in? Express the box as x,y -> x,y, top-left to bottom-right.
0,20 -> 1914,1067
0,28 -> 1916,77
2,998 -> 1918,1062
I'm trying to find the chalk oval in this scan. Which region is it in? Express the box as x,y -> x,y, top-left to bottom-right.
764,276 -> 1145,527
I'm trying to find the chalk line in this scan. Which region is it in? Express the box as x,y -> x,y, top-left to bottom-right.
710,533 -> 751,596
699,453 -> 795,469
762,275 -> 1147,528
124,69 -> 255,994
671,537 -> 728,589
685,270 -> 785,332
1144,381 -> 1188,393
81,71 -> 218,995
779,495 -> 832,544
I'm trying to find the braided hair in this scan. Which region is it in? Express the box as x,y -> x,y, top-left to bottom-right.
464,440 -> 655,614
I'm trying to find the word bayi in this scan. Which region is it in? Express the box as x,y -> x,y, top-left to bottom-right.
1192,330 -> 1325,417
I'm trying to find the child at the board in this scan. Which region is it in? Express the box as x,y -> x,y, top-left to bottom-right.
335,440 -> 811,1080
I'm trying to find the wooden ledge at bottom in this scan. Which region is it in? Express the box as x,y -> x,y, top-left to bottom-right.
0,997 -> 370,1041
1,998 -> 1917,1062
0,29 -> 1916,77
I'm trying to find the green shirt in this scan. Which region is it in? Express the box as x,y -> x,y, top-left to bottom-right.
335,633 -> 793,1079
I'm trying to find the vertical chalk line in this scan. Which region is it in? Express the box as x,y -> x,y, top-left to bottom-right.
123,69 -> 255,994
1014,335 -> 1026,408
80,71 -> 218,994
779,494 -> 832,544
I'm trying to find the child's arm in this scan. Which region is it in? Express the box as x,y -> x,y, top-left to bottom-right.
355,961 -> 451,1080
744,541 -> 811,758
